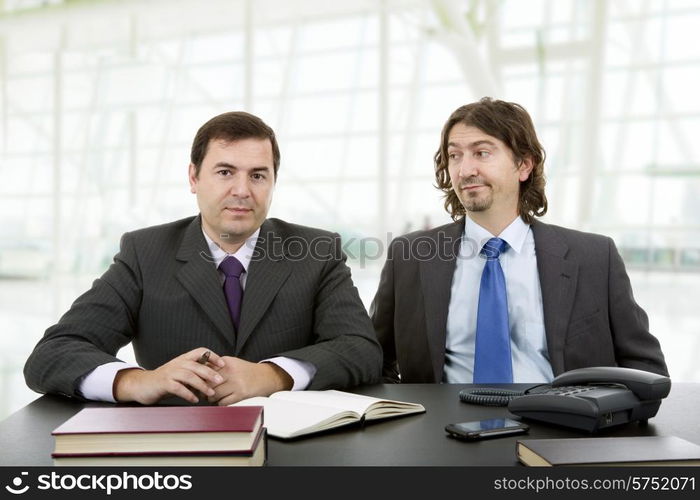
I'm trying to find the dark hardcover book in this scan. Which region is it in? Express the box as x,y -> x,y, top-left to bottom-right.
517,436 -> 700,466
52,405 -> 263,455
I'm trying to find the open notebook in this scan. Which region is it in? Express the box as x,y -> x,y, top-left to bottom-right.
232,390 -> 425,439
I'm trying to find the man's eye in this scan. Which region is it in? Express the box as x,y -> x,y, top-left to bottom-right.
251,173 -> 266,180
448,152 -> 460,160
475,151 -> 491,158
217,170 -> 231,176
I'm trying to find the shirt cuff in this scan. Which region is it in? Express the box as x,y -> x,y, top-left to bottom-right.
263,357 -> 317,391
77,361 -> 142,402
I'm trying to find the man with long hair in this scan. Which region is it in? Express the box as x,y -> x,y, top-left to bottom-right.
371,97 -> 667,383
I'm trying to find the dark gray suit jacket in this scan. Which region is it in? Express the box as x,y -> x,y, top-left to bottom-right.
24,216 -> 382,398
370,218 -> 668,383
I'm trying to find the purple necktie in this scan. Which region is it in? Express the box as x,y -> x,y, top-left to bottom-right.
219,256 -> 244,331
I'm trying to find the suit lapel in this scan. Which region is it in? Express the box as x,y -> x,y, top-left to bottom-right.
175,216 -> 236,349
532,220 -> 578,375
235,219 -> 292,353
419,219 -> 463,382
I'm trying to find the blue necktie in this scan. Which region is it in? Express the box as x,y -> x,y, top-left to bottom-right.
473,237 -> 513,383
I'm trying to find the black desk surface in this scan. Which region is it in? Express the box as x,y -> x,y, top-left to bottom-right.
1,383 -> 698,466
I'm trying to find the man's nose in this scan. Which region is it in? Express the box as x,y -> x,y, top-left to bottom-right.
458,157 -> 478,178
229,177 -> 251,197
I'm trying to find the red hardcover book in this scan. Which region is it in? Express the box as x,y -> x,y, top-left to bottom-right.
52,406 -> 263,456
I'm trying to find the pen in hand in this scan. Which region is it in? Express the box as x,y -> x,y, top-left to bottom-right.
193,350 -> 217,402
197,350 -> 211,365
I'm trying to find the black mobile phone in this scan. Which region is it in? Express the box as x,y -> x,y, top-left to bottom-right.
445,418 -> 529,441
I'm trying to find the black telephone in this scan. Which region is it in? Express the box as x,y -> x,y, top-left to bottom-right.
459,367 -> 671,432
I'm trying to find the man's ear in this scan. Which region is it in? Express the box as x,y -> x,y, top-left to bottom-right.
518,156 -> 534,182
188,163 -> 198,193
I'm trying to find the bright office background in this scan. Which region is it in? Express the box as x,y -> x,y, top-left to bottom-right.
1,0 -> 699,419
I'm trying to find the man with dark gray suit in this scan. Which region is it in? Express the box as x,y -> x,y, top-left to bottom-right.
25,112 -> 381,405
371,98 -> 667,383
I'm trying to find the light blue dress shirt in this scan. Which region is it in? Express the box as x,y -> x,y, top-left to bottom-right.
443,216 -> 554,383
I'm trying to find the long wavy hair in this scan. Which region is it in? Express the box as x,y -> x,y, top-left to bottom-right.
434,97 -> 547,223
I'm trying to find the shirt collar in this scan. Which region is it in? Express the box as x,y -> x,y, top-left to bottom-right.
202,227 -> 260,272
464,215 -> 531,255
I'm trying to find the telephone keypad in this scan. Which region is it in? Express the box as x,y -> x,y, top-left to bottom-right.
534,385 -> 597,396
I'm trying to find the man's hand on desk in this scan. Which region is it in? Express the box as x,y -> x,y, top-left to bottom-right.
208,357 -> 293,406
113,348 -> 226,404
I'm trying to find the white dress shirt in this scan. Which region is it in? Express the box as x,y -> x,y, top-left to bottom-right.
78,227 -> 316,402
443,216 -> 554,383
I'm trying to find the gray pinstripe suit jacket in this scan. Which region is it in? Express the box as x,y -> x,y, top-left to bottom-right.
370,218 -> 668,383
24,216 -> 382,399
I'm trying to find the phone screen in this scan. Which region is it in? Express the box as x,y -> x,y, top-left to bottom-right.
445,418 -> 528,440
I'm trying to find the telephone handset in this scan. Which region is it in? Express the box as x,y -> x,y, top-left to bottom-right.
459,367 -> 671,432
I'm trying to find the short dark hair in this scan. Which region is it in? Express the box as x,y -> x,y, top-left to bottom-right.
434,97 -> 547,223
190,111 -> 280,178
